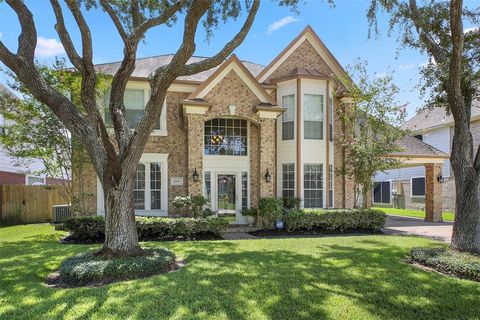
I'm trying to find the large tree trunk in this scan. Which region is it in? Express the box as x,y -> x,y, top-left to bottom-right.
96,174 -> 145,258
450,129 -> 480,254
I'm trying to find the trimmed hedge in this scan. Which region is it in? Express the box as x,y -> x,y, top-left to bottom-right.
58,248 -> 176,286
284,209 -> 386,232
410,247 -> 480,282
63,216 -> 229,243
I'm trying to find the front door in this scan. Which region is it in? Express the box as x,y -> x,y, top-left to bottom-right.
217,174 -> 237,223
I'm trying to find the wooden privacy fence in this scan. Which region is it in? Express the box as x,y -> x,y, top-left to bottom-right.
0,185 -> 67,226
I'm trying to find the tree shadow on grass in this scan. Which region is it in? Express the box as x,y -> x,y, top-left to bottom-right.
1,236 -> 479,319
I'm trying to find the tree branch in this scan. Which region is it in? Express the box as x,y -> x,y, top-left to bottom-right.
182,0 -> 260,76
408,0 -> 448,64
50,0 -> 84,71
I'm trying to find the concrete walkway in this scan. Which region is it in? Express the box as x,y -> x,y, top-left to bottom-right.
382,215 -> 453,242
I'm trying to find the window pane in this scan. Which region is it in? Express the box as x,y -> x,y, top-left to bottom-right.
282,164 -> 295,199
381,181 -> 390,203
204,118 -> 247,156
304,94 -> 323,139
134,163 -> 146,210
329,97 -> 334,142
282,94 -> 295,140
204,171 -> 211,208
242,172 -> 248,211
373,182 -> 381,203
412,177 -> 425,196
150,163 -> 161,210
303,163 -> 323,208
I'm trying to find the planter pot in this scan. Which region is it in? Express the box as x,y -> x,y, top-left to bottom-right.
246,216 -> 256,226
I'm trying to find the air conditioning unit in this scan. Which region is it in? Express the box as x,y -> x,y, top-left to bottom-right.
52,204 -> 71,223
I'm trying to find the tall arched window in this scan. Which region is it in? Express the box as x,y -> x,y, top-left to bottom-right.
204,118 -> 247,156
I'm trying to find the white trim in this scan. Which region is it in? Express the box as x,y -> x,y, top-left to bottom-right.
25,175 -> 46,185
96,153 -> 169,216
410,176 -> 426,198
195,62 -> 272,104
183,104 -> 210,115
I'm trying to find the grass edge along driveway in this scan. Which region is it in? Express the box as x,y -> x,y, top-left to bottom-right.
1,224 -> 479,320
373,207 -> 455,222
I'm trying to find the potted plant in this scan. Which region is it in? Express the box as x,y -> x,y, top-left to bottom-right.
242,208 -> 257,226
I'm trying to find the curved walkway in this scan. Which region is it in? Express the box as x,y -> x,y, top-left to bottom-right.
382,215 -> 453,243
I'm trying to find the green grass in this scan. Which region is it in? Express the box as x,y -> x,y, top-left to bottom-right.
373,207 -> 455,222
1,225 -> 479,319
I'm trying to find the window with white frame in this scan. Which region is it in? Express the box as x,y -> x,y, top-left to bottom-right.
282,163 -> 295,198
104,88 -> 166,132
204,171 -> 211,208
282,94 -> 295,140
304,94 -> 324,139
304,163 -> 323,208
134,162 -> 163,211
27,176 -> 45,185
204,118 -> 248,155
373,181 -> 390,204
329,96 -> 333,142
329,164 -> 334,208
242,172 -> 248,211
411,177 -> 426,197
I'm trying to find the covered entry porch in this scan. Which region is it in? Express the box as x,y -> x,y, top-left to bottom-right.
384,136 -> 450,222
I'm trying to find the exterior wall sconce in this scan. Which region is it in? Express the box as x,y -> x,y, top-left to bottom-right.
192,168 -> 199,182
265,169 -> 272,183
437,175 -> 449,184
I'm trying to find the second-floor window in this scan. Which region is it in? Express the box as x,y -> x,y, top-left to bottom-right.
204,118 -> 247,156
282,94 -> 295,140
105,88 -> 161,130
304,94 -> 323,140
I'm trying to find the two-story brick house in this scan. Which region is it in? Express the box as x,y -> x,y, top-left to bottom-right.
74,26 -> 448,223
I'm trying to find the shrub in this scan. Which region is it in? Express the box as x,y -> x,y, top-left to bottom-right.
282,197 -> 301,210
63,216 -> 229,243
284,209 -> 386,232
410,247 -> 480,282
59,248 -> 176,286
258,197 -> 283,229
172,195 -> 211,218
241,208 -> 257,217
63,215 -> 105,243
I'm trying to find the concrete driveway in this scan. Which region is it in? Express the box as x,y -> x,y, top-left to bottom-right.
382,215 -> 453,243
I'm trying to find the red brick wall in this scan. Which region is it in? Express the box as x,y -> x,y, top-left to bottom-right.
0,171 -> 26,185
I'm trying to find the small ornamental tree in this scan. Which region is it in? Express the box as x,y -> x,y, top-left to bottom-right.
0,0 -> 300,258
338,62 -> 406,208
367,0 -> 480,253
0,60 -> 108,214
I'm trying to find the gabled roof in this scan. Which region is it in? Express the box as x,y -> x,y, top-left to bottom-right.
94,54 -> 265,83
404,100 -> 480,132
187,55 -> 277,105
256,25 -> 350,87
0,83 -> 17,100
390,136 -> 449,159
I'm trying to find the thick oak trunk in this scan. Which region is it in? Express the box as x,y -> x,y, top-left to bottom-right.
96,176 -> 145,258
450,129 -> 480,254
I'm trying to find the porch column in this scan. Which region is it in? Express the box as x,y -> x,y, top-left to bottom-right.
259,118 -> 276,198
425,163 -> 443,222
186,113 -> 204,196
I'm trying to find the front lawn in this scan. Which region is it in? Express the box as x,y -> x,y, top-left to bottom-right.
373,207 -> 455,222
1,225 -> 479,319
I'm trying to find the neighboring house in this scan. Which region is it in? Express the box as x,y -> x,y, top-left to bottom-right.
0,83 -> 53,185
373,102 -> 480,213
74,26 -> 446,223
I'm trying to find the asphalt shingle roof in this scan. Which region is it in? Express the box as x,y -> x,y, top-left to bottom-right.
391,135 -> 448,158
94,54 -> 265,82
404,99 -> 480,132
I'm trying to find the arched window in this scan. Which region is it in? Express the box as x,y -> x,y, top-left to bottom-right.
204,118 -> 247,156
